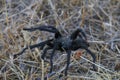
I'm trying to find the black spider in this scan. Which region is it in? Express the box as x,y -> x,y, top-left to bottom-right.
14,25 -> 96,76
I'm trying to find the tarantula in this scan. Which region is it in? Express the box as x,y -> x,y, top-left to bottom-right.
14,25 -> 96,76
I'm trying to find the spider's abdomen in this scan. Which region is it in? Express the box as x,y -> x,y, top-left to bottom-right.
71,38 -> 89,50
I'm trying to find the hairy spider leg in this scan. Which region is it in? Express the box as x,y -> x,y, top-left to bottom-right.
23,26 -> 62,38
50,45 -> 57,73
65,50 -> 71,76
70,28 -> 87,40
14,39 -> 53,58
85,48 -> 97,71
23,26 -> 58,33
41,46 -> 52,60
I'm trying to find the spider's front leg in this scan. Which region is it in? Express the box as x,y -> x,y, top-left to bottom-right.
14,39 -> 53,58
23,25 -> 58,33
23,25 -> 62,38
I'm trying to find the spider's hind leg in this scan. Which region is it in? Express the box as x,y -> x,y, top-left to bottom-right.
70,28 -> 87,40
85,48 -> 97,71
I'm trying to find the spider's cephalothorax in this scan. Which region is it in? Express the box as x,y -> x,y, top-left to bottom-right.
14,25 -> 96,76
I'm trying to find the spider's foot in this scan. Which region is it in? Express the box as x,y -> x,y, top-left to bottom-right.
59,73 -> 68,80
13,53 -> 20,59
59,73 -> 63,78
41,55 -> 45,60
92,65 -> 98,71
65,72 -> 67,77
59,71 -> 67,78
44,72 -> 56,80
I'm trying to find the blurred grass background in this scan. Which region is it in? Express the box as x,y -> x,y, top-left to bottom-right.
0,0 -> 120,80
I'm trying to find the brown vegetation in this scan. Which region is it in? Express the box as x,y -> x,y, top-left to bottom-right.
0,0 -> 120,80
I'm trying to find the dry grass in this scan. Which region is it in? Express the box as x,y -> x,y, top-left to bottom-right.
0,0 -> 120,80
